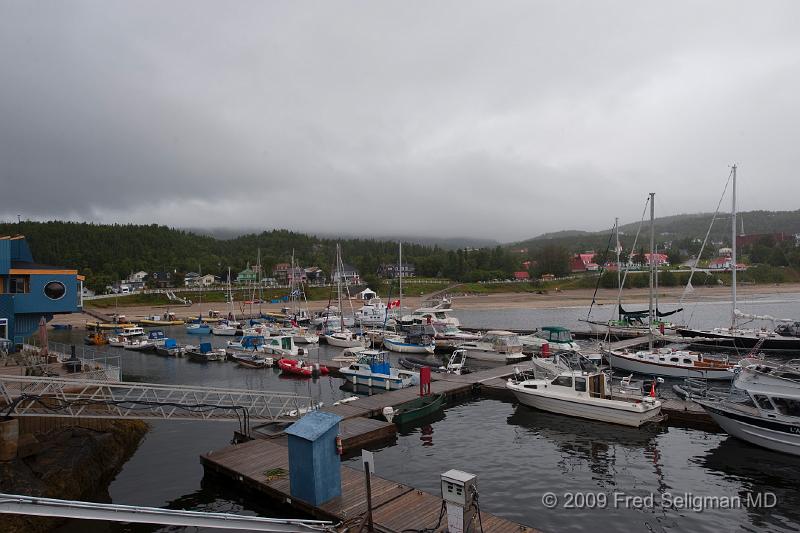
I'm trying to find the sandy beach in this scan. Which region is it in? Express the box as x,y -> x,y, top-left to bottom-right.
57,282 -> 800,329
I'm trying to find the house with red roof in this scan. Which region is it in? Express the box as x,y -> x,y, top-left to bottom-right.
570,252 -> 599,272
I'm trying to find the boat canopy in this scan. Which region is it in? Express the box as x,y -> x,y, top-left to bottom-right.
618,305 -> 683,320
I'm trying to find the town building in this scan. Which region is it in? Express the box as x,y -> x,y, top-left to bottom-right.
570,253 -> 599,272
236,265 -> 258,284
643,253 -> 669,266
513,271 -> 530,280
379,263 -> 416,278
0,235 -> 82,348
304,267 -> 325,285
287,267 -> 307,284
332,264 -> 360,285
128,271 -> 149,283
272,263 -> 291,283
151,271 -> 173,288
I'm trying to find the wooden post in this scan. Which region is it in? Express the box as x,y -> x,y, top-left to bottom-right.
364,462 -> 374,532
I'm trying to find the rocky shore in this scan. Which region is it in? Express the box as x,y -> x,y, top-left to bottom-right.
0,419 -> 148,533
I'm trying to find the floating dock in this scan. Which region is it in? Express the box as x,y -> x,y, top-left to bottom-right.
201,438 -> 540,532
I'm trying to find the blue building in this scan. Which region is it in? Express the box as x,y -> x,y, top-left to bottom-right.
0,235 -> 83,348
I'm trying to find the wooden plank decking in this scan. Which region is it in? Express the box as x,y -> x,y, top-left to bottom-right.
201,438 -> 540,532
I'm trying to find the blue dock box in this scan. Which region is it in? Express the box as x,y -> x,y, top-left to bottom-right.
285,411 -> 343,506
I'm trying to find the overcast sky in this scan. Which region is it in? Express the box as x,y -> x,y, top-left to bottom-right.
2,1 -> 799,241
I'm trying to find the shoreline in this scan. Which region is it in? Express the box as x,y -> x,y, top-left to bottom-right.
58,282 -> 800,330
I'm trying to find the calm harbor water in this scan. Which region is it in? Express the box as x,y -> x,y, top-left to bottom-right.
49,295 -> 800,532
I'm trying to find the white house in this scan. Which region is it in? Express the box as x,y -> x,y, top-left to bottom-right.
128,271 -> 149,283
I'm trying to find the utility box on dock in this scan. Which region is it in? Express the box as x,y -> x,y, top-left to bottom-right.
285,411 -> 343,506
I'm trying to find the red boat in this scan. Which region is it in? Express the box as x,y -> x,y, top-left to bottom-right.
277,358 -> 329,377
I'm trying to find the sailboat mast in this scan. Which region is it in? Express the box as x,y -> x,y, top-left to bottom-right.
648,192 -> 655,351
336,244 -> 343,332
399,242 -> 403,315
731,164 -> 737,330
615,217 -> 621,320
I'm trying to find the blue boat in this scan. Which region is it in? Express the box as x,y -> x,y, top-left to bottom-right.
186,322 -> 211,335
155,338 -> 183,357
339,350 -> 419,390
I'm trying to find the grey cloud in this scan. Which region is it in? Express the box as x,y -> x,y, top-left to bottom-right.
2,0 -> 799,240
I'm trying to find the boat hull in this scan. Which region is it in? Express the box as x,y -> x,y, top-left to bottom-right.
606,351 -> 734,380
383,337 -> 435,354
698,400 -> 800,456
509,385 -> 662,427
324,335 -> 365,348
393,394 -> 446,425
677,328 -> 800,353
461,348 -> 526,364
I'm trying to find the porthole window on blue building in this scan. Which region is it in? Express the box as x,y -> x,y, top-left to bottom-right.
44,281 -> 66,300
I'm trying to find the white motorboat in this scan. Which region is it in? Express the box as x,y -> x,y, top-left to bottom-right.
459,330 -> 527,363
212,321 -> 240,336
507,365 -> 663,427
107,326 -> 146,347
383,324 -> 436,354
339,350 -> 419,390
696,359 -> 800,455
605,347 -> 735,380
323,330 -> 366,348
400,299 -> 460,328
354,294 -> 393,327
258,335 -> 308,357
519,326 -> 580,355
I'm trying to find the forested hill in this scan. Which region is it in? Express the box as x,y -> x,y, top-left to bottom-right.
0,221 -> 519,291
515,209 -> 800,253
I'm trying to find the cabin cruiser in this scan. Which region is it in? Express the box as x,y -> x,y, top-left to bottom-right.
383,324 -> 436,354
519,326 -> 580,355
212,320 -> 241,336
458,330 -> 527,364
604,346 -> 735,380
258,335 -> 308,357
507,359 -> 663,427
323,329 -> 366,348
400,299 -> 460,328
434,325 -> 482,349
107,326 -> 146,347
339,350 -> 419,390
311,306 -> 354,328
354,297 -> 394,327
695,359 -> 800,455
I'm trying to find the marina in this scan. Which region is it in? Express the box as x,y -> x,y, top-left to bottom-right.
4,7 -> 800,529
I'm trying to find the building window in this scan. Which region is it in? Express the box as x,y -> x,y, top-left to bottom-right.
8,276 -> 29,294
43,281 -> 66,300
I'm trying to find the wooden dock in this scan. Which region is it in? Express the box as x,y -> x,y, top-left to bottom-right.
201,438 -> 540,532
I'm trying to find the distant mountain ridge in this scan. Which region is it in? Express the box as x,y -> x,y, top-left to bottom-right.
515,209 -> 800,252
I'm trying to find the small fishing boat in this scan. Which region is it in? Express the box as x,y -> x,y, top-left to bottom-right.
383,324 -> 436,354
154,338 -> 183,357
212,321 -> 241,336
507,363 -> 663,427
323,329 -> 366,348
695,359 -> 800,456
398,349 -> 469,375
186,322 -> 211,335
84,330 -> 109,346
458,331 -> 527,364
185,342 -> 226,362
233,353 -> 274,368
519,326 -> 581,355
339,350 -> 419,390
384,393 -> 446,425
277,358 -> 329,377
260,335 -> 309,357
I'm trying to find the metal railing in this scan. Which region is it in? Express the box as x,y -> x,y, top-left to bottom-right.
18,341 -> 121,382
0,376 -> 317,434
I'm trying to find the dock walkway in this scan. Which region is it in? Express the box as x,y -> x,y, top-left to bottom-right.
201,438 -> 539,532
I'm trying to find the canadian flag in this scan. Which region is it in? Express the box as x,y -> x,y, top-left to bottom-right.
388,300 -> 401,309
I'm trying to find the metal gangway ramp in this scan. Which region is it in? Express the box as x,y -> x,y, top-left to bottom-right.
0,376 -> 317,434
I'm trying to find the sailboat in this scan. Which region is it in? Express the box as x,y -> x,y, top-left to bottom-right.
604,193 -> 735,380
583,217 -> 683,336
322,244 -> 366,348
384,242 -> 436,354
212,268 -> 240,336
676,166 -> 800,353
